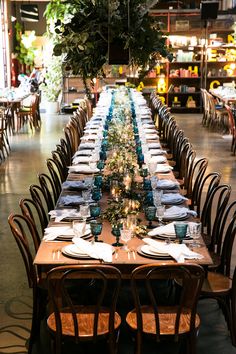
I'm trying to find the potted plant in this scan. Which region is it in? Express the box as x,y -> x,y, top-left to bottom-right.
45,0 -> 172,96
40,54 -> 63,114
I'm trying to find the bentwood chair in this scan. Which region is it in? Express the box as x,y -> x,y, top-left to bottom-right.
29,183 -> 53,216
201,184 -> 232,251
8,213 -> 47,354
38,173 -> 59,209
0,106 -> 11,161
225,104 -> 236,155
19,197 -> 48,239
126,263 -> 205,354
46,265 -> 122,354
200,213 -> 236,344
16,93 -> 40,130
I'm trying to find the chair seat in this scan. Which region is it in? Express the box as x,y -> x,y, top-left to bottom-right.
201,272 -> 232,294
126,305 -> 200,335
47,305 -> 121,338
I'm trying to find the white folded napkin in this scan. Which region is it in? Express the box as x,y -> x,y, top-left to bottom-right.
148,222 -> 176,237
81,134 -> 99,141
68,164 -> 99,174
62,181 -> 86,190
44,226 -> 74,241
143,238 -> 204,263
145,134 -> 159,140
142,123 -> 156,129
156,179 -> 180,189
79,143 -> 96,149
150,156 -> 167,164
164,206 -> 197,218
49,209 -> 81,222
144,128 -> 158,134
148,142 -> 161,149
149,149 -> 167,156
72,237 -> 113,262
155,164 -> 173,173
59,195 -> 87,206
72,156 -> 91,164
161,193 -> 188,204
74,150 -> 93,157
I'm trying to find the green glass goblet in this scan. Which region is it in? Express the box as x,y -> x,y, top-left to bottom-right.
145,206 -> 156,229
111,225 -> 123,247
90,220 -> 103,242
90,203 -> 101,219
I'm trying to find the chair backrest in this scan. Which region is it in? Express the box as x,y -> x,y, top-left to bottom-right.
195,172 -> 221,217
225,104 -> 235,134
47,265 -> 121,348
38,173 -> 58,209
29,183 -> 53,215
188,157 -> 208,201
129,263 -> 204,343
201,184 -> 231,250
51,149 -> 68,182
46,157 -> 64,193
215,200 -> 236,256
218,213 -> 236,277
8,213 -> 40,288
19,197 -> 47,238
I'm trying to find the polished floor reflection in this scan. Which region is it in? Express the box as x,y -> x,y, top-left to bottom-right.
0,113 -> 236,353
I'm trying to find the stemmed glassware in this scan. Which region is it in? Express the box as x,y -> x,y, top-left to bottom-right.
153,189 -> 163,207
120,228 -> 132,250
111,224 -> 123,247
80,204 -> 90,220
156,205 -> 166,225
90,220 -> 103,242
90,203 -> 101,219
97,160 -> 105,172
145,206 -> 156,229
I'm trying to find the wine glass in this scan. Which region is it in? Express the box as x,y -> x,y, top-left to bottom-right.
145,206 -> 156,229
156,205 -> 166,225
80,204 -> 90,220
84,177 -> 94,190
82,189 -> 91,203
90,220 -> 103,242
120,228 -> 132,251
189,222 -> 202,248
153,189 -> 163,207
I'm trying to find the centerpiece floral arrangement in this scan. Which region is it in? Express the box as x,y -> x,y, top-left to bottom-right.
44,0 -> 172,95
102,88 -> 144,231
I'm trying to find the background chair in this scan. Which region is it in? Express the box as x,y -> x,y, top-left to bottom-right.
200,213 -> 236,345
8,213 -> 47,354
46,264 -> 122,354
126,263 -> 205,354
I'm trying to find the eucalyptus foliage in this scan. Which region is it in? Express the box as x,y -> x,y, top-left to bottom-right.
45,0 -> 171,95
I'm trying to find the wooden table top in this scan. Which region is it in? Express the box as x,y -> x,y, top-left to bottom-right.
34,188 -> 213,272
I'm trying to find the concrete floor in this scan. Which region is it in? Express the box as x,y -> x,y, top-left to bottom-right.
0,112 -> 236,353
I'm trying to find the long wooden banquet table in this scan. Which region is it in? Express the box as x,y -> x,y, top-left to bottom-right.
34,87 -> 213,277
